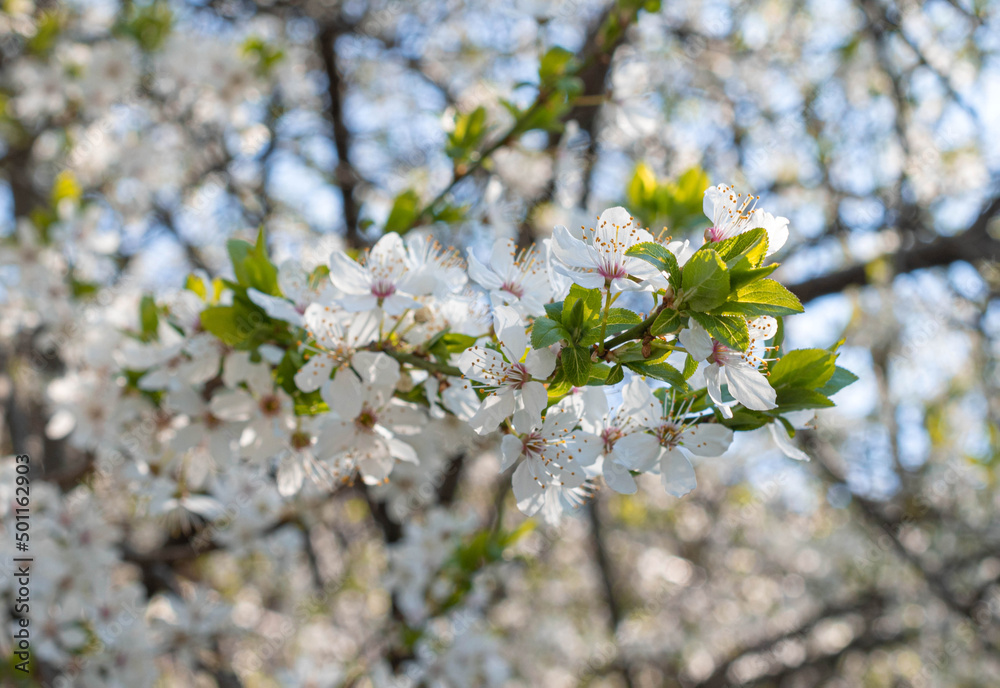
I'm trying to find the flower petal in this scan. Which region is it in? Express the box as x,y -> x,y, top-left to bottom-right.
660,447 -> 697,497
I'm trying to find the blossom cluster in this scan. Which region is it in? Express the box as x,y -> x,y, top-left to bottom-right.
100,193 -> 853,523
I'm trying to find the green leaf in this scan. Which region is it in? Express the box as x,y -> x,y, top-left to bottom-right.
539,46 -> 577,84
564,298 -> 586,332
710,227 -> 769,267
681,249 -> 730,311
447,107 -> 488,161
139,295 -> 159,338
625,241 -> 680,285
626,360 -> 688,390
185,274 -> 208,301
689,312 -> 749,351
683,353 -> 699,379
561,346 -> 592,386
768,349 -> 837,390
774,387 -> 835,412
713,279 -> 804,318
606,363 -> 624,385
544,301 -> 564,323
438,333 -> 479,353
384,190 -> 422,234
650,308 -> 683,336
199,306 -> 242,346
564,285 -> 603,323
816,365 -> 859,397
728,255 -> 778,291
227,228 -> 280,296
531,317 -> 570,348
605,308 -> 642,336
720,407 -> 772,431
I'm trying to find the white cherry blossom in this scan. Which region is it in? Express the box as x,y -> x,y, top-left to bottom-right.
703,184 -> 789,255
615,392 -> 734,497
467,237 -> 553,318
551,206 -> 668,294
457,305 -> 555,435
329,232 -> 436,315
680,316 -> 778,416
499,397 -> 601,517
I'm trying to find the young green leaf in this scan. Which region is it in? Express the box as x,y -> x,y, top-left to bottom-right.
650,308 -> 683,336
625,360 -> 688,390
532,317 -> 571,348
714,279 -> 804,318
561,346 -> 593,386
709,227 -> 769,267
816,365 -> 859,397
625,241 -> 680,287
768,349 -> 837,390
681,249 -> 730,311
689,312 -> 749,351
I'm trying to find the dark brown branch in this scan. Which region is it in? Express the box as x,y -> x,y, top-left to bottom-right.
587,496 -> 637,688
319,22 -> 364,248
788,194 -> 1000,304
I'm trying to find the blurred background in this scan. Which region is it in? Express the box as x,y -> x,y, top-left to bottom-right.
1,0 -> 999,686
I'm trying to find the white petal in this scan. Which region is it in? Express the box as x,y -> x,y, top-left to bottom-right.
294,355 -> 334,393
512,460 -> 546,516
748,316 -> 778,342
276,457 -> 305,496
500,434 -> 523,472
724,361 -> 777,411
603,458 -> 637,494
681,423 -> 733,457
247,288 -> 304,326
328,251 -> 371,295
386,436 -> 419,463
321,369 -> 363,420
660,448 -> 697,497
489,237 -> 517,277
621,377 -> 659,428
679,321 -> 714,361
512,381 -> 546,434
705,364 -> 726,407
525,347 -> 556,379
209,389 -> 256,422
467,251 -> 503,290
467,391 -> 515,435
613,432 -> 661,471
769,422 -> 810,461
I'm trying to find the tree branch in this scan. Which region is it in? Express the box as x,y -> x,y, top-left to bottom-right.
788,194 -> 1000,304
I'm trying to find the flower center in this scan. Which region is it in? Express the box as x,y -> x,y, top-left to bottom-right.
655,421 -> 682,448
704,226 -> 726,242
706,340 -> 731,365
502,362 -> 531,389
500,280 -> 525,298
371,279 -> 397,300
356,406 -> 378,430
290,431 -> 312,450
521,431 -> 546,458
601,426 -> 623,453
260,394 -> 282,416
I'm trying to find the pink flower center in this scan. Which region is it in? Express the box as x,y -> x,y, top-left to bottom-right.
521,431 -> 546,458
371,279 -> 397,300
706,340 -> 730,365
704,226 -> 725,242
502,362 -> 531,390
655,421 -> 681,448
500,280 -> 525,298
601,426 -> 623,453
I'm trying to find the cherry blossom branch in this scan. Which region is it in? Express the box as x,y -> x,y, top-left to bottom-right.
600,300 -> 668,353
381,349 -> 462,378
